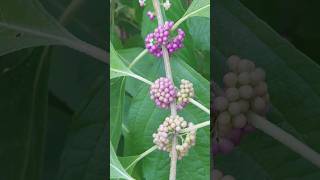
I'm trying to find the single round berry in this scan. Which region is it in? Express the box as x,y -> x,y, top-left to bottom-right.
225,88 -> 239,102
150,77 -> 176,108
232,114 -> 247,129
147,11 -> 155,21
223,72 -> 238,87
239,85 -> 253,99
228,102 -> 241,115
238,72 -> 251,85
214,96 -> 229,112
227,55 -> 240,72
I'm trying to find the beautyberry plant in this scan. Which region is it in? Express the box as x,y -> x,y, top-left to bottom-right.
110,0 -> 210,180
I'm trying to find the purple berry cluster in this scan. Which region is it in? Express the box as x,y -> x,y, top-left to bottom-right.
145,21 -> 185,57
212,55 -> 269,156
150,77 -> 177,108
147,11 -> 155,21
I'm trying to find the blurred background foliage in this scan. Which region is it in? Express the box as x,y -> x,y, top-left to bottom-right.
0,0 -> 107,179
240,0 -> 320,64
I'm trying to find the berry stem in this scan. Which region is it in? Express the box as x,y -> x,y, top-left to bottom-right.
125,145 -> 158,170
248,111 -> 320,168
152,0 -> 177,179
189,98 -> 210,114
129,49 -> 148,69
110,68 -> 153,85
180,120 -> 210,133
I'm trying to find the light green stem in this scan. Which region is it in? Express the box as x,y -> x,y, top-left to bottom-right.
180,120 -> 210,133
129,49 -> 148,69
248,112 -> 320,168
126,146 -> 158,170
189,98 -> 210,114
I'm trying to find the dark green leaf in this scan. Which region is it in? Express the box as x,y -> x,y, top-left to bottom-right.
215,0 -> 320,179
57,76 -> 107,180
0,0 -> 77,56
110,77 -> 127,149
0,47 -> 50,180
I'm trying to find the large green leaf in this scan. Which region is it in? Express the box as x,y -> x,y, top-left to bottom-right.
110,77 -> 127,149
57,76 -> 107,180
214,0 -> 320,179
110,143 -> 135,180
124,57 -> 210,180
0,0 -> 78,56
183,0 -> 210,19
110,43 -> 135,79
187,17 -> 210,51
0,47 -> 50,180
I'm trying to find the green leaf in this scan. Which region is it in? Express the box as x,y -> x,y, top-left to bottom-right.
124,57 -> 210,180
110,143 -> 135,180
187,17 -> 210,51
0,47 -> 51,180
215,0 -> 320,179
110,77 -> 127,149
183,0 -> 210,19
119,155 -> 139,175
110,43 -> 134,79
0,0 -> 78,56
57,76 -> 108,180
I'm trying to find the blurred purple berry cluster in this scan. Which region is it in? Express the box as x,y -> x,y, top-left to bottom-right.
150,77 -> 176,108
147,11 -> 155,21
145,21 -> 185,57
212,125 -> 255,155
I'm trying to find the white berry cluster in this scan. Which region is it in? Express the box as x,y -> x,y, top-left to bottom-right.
213,169 -> 235,180
176,79 -> 194,109
152,115 -> 197,160
213,55 -> 270,155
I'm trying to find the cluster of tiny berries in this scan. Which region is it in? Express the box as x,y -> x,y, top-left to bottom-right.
145,21 -> 185,57
153,115 -> 196,159
150,77 -> 176,108
176,79 -> 194,109
213,169 -> 235,180
150,77 -> 195,109
213,55 -> 270,155
147,11 -> 155,21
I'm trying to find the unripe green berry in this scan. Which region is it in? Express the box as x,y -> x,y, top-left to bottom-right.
238,99 -> 250,113
238,72 -> 251,85
228,102 -> 241,115
250,68 -> 266,84
227,55 -> 240,72
239,85 -> 253,99
232,114 -> 247,128
223,72 -> 238,87
217,111 -> 231,125
238,59 -> 253,73
214,96 -> 229,111
254,82 -> 268,96
225,88 -> 239,102
252,97 -> 266,113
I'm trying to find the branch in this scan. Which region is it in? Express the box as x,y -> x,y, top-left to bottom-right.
248,112 -> 320,168
189,98 -> 210,114
152,0 -> 177,179
180,120 -> 210,133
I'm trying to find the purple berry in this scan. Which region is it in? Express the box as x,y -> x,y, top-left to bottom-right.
218,138 -> 234,154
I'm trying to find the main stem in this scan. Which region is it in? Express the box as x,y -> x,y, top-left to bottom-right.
152,0 -> 177,179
